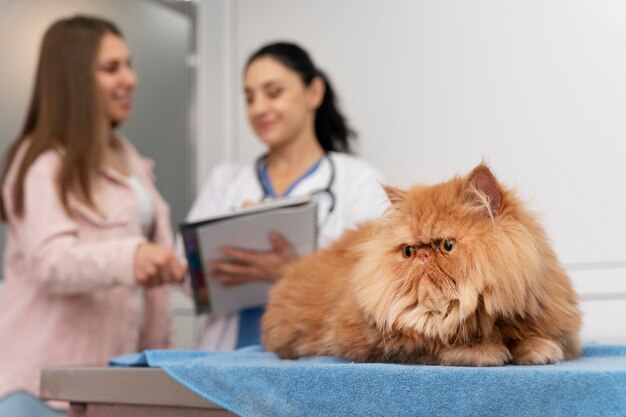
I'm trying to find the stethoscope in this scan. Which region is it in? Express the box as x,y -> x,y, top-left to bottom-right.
255,153 -> 337,217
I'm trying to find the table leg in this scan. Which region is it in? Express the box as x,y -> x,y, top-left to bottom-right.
69,403 -> 87,417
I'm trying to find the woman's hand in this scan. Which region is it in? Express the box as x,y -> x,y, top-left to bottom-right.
207,232 -> 297,286
134,243 -> 187,287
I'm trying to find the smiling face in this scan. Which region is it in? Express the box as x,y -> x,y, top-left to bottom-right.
95,33 -> 137,124
243,56 -> 322,149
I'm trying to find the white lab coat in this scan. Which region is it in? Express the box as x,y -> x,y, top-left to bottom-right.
187,152 -> 389,351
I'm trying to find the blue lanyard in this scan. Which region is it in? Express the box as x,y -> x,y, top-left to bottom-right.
259,156 -> 324,199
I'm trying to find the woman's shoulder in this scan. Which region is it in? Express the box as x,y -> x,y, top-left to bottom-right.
206,160 -> 255,184
2,143 -> 61,208
328,152 -> 385,181
194,160 -> 255,200
187,160 -> 256,220
17,143 -> 62,177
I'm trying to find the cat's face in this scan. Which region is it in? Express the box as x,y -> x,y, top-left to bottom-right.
352,165 -> 546,344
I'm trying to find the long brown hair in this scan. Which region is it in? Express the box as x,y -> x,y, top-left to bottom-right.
0,15 -> 122,220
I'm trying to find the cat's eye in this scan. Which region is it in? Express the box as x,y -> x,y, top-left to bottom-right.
439,239 -> 456,253
402,245 -> 416,258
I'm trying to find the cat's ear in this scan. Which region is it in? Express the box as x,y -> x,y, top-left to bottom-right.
383,185 -> 407,206
465,165 -> 501,216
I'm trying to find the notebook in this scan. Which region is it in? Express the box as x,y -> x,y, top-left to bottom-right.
180,195 -> 318,315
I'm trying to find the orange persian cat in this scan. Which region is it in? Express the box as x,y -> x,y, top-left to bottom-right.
262,164 -> 581,366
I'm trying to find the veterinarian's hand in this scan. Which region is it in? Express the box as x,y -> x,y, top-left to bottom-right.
134,243 -> 187,287
207,231 -> 297,286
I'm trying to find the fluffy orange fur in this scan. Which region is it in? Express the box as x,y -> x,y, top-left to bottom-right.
262,164 -> 582,366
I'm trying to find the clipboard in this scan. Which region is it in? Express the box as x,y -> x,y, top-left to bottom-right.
180,195 -> 318,315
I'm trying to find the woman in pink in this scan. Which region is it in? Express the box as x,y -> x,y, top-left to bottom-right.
0,16 -> 186,415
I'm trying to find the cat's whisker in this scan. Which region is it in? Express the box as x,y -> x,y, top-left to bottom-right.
453,321 -> 463,345
450,313 -> 469,346
434,266 -> 460,299
382,324 -> 392,357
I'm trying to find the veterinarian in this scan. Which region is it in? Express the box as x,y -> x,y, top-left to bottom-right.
186,42 -> 389,351
0,16 -> 186,416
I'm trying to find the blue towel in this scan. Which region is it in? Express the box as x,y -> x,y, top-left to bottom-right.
110,344 -> 626,417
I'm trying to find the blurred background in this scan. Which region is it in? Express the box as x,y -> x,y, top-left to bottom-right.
1,0 -> 624,347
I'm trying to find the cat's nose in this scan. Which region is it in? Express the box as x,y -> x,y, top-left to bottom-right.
417,247 -> 434,261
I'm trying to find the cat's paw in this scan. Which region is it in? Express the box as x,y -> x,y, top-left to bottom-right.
439,342 -> 512,366
510,337 -> 564,365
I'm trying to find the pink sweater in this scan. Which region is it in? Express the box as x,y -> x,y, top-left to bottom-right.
0,136 -> 174,397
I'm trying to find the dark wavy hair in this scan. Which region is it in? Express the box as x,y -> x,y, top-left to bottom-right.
246,42 -> 356,154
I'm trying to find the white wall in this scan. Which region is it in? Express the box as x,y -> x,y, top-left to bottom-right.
198,0 -> 626,343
